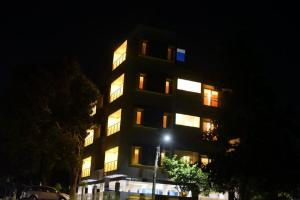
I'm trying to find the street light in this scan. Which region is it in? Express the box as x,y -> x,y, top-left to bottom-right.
152,133 -> 172,200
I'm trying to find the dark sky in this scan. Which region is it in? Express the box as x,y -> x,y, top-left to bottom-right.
0,2 -> 299,95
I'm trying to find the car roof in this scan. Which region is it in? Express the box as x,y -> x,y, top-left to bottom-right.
26,186 -> 57,190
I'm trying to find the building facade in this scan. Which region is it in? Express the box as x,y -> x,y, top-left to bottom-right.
78,26 -> 227,199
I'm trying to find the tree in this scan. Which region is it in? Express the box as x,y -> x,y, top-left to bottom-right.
162,155 -> 211,198
207,62 -> 300,199
0,58 -> 100,199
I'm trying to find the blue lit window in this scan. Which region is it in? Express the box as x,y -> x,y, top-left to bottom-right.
176,48 -> 185,62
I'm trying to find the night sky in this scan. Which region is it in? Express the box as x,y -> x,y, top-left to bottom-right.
0,2 -> 299,99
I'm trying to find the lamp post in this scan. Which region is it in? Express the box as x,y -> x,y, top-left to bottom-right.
152,134 -> 171,200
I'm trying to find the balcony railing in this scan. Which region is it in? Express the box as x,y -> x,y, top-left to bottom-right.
113,53 -> 126,69
104,160 -> 117,172
81,168 -> 90,177
84,136 -> 93,147
110,87 -> 123,102
107,122 -> 120,136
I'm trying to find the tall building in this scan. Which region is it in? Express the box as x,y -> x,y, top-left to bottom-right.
78,26 -> 226,199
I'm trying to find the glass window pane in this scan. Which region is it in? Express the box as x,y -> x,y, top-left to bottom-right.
104,147 -> 119,172
107,109 -> 122,136
177,78 -> 201,93
110,74 -> 124,102
175,113 -> 200,128
113,40 -> 127,70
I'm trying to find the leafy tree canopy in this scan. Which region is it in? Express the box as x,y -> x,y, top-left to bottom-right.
0,58 -> 100,197
162,155 -> 212,197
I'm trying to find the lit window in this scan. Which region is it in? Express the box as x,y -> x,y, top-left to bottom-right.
104,147 -> 119,172
141,41 -> 147,55
165,80 -> 171,94
228,138 -> 240,146
136,109 -> 143,125
107,109 -> 121,136
160,152 -> 166,165
202,119 -> 215,133
90,104 -> 96,116
175,113 -> 200,128
176,48 -> 185,62
201,156 -> 211,166
177,78 -> 201,93
84,129 -> 94,147
110,74 -> 124,102
175,150 -> 199,164
203,89 -> 219,107
131,146 -> 140,165
182,156 -> 191,163
81,156 -> 91,177
113,40 -> 127,70
162,113 -> 169,128
138,74 -> 145,90
167,47 -> 174,61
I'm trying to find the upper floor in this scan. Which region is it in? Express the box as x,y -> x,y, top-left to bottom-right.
111,25 -> 184,72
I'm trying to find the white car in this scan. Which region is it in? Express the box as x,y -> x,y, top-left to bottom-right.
20,186 -> 70,200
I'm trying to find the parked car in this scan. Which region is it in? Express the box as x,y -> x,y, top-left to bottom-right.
20,186 -> 70,200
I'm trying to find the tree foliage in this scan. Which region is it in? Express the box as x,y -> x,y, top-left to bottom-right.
162,155 -> 211,197
207,57 -> 300,199
0,58 -> 99,197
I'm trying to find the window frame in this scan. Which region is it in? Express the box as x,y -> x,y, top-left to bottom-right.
81,156 -> 92,177
177,78 -> 202,94
107,109 -> 122,136
137,73 -> 146,90
165,79 -> 172,95
112,40 -> 127,70
84,129 -> 94,147
109,74 -> 125,103
140,40 -> 148,56
175,113 -> 200,128
104,146 -> 119,172
135,108 -> 144,125
130,146 -> 141,165
203,88 -> 219,107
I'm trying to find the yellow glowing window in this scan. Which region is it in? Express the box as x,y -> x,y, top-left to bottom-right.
175,150 -> 199,164
110,74 -> 124,102
104,146 -> 119,172
162,113 -> 168,128
204,89 -> 219,107
113,40 -> 127,70
84,129 -> 94,147
167,47 -> 173,61
228,138 -> 240,146
136,110 -> 143,125
160,152 -> 166,163
202,119 -> 215,133
165,80 -> 171,94
182,156 -> 191,163
107,109 -> 121,136
175,113 -> 200,128
90,104 -> 96,116
81,156 -> 91,177
131,146 -> 140,165
201,156 -> 211,166
141,41 -> 147,55
177,78 -> 201,93
138,74 -> 145,90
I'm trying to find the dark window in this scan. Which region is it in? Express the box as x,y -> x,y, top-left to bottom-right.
147,41 -> 169,59
142,108 -> 163,128
140,146 -> 156,165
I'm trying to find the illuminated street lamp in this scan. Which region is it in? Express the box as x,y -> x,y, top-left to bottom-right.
152,133 -> 172,200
